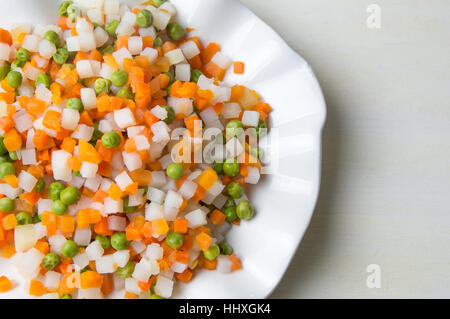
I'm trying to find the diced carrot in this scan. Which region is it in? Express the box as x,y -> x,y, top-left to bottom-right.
34,240 -> 50,255
142,36 -> 153,48
107,183 -> 123,201
202,258 -> 217,270
209,209 -> 226,226
124,291 -> 138,299
192,186 -> 205,202
57,215 -> 75,233
197,167 -> 218,190
124,138 -> 137,153
0,276 -> 13,292
1,244 -> 15,258
94,217 -> 113,236
0,117 -> 13,132
103,54 -> 119,70
176,268 -> 193,283
80,271 -> 103,289
0,29 -> 12,45
3,129 -> 22,152
76,209 -> 91,229
204,62 -> 226,81
195,232 -> 212,251
97,161 -> 112,177
200,42 -> 220,65
4,175 -> 18,188
61,137 -> 77,154
162,41 -> 177,54
73,51 -> 89,65
152,219 -> 169,237
101,276 -> 114,295
29,280 -> 47,296
67,156 -> 81,171
174,218 -> 188,234
233,61 -> 245,74
78,140 -> 102,164
115,35 -> 130,50
2,214 -> 17,230
42,110 -> 61,132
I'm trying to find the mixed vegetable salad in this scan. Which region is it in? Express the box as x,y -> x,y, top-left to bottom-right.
0,0 -> 271,299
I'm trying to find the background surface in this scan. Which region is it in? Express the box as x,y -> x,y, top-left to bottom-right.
239,0 -> 449,298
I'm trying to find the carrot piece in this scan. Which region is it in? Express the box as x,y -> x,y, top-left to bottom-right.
201,42 -> 220,65
174,218 -> 188,234
140,221 -> 152,238
94,217 -> 113,236
162,41 -> 177,53
107,183 -> 123,201
209,209 -> 226,226
2,214 -> 17,230
175,250 -> 190,264
76,209 -> 91,229
195,232 -> 212,251
67,156 -> 81,171
192,186 -> 205,202
61,137 -> 76,154
80,271 -> 103,289
103,54 -> 119,70
42,110 -> 61,132
124,182 -> 138,195
152,219 -> 169,237
97,161 -> 112,177
0,276 -> 13,292
202,258 -> 217,270
138,280 -> 152,292
29,280 -> 47,296
3,129 -> 22,152
124,291 -> 138,299
233,61 -> 245,74
115,35 -> 130,50
0,29 -> 12,45
176,268 -> 193,283
126,225 -> 142,241
4,175 -> 18,188
73,51 -> 89,65
34,240 -> 50,255
124,138 -> 137,153
142,36 -> 153,48
101,276 -> 114,295
1,244 -> 15,258
57,215 -> 75,233
78,140 -> 102,164
92,190 -> 107,204
89,49 -> 102,62
197,167 -> 218,191
0,117 -> 13,132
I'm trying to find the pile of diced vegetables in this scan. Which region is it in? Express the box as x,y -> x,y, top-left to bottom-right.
0,0 -> 271,299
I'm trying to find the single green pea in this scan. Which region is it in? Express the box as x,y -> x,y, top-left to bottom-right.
15,212 -> 32,225
101,131 -> 121,149
61,240 -> 79,258
110,70 -> 128,87
224,206 -> 237,222
35,178 -> 45,193
6,71 -> 22,89
8,151 -> 18,161
153,0 -> 167,7
256,120 -> 268,138
16,48 -> 31,62
150,294 -> 165,299
31,214 -> 41,224
0,137 -> 7,155
136,9 -> 153,28
117,88 -> 134,99
66,97 -> 83,111
35,73 -> 52,89
236,200 -> 254,220
49,182 -> 64,201
105,19 -> 120,37
95,235 -> 111,250
53,47 -> 69,65
60,186 -> 81,205
0,198 -> 14,213
225,120 -> 244,137
42,252 -> 60,270
0,62 -> 10,81
165,231 -> 184,249
67,4 -> 81,22
116,261 -> 135,278
250,146 -> 263,160
100,44 -> 114,55
213,161 -> 224,175
44,30 -> 61,47
161,105 -> 175,125
166,163 -> 184,180
111,232 -> 130,250
203,244 -> 220,261
223,158 -> 240,177
123,196 -> 136,214
153,37 -> 163,47
11,60 -> 25,70
219,242 -> 233,255
94,78 -> 111,95
52,200 -> 68,215
166,22 -> 186,41
223,197 -> 235,209
61,294 -> 72,299
190,69 -> 203,84
90,122 -> 102,144
0,162 -> 15,178
226,182 -> 244,199
58,1 -> 73,16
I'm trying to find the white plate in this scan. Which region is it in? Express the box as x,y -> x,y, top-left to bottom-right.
0,0 -> 326,299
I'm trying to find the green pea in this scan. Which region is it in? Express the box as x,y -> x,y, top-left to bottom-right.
250,146 -> 263,160
0,198 -> 14,213
90,123 -> 102,144
219,242 -> 233,255
15,212 -> 32,225
8,151 -> 18,161
223,158 -> 240,177
35,73 -> 52,89
110,70 -> 128,87
42,252 -> 61,270
101,131 -> 121,149
213,161 -> 224,175
136,9 -> 153,28
123,196 -> 136,214
111,232 -> 130,250
0,62 -> 10,81
67,4 -> 81,22
223,197 -> 235,209
153,0 -> 167,7
166,163 -> 184,180
6,71 -> 22,89
44,30 -> 61,47
150,294 -> 165,299
61,294 -> 72,299
166,22 -> 186,41
105,19 -> 120,37
256,120 -> 268,138
66,97 -> 83,111
236,200 -> 254,220
117,88 -> 134,99
153,37 -> 163,47
94,78 -> 111,95
223,206 -> 237,222
165,231 -> 184,249
95,235 -> 111,250
16,48 -> 30,62
100,45 -> 114,55
161,105 -> 175,124
0,137 -> 7,156
52,200 -> 68,215
226,182 -> 244,199
53,47 -> 69,65
225,120 -> 244,137
11,60 -> 25,70
61,240 -> 79,258
58,1 -> 73,16
116,261 -> 135,278
34,178 -> 45,193
203,244 -> 220,261
60,186 -> 81,205
0,162 -> 15,178
49,182 -> 64,201
190,69 -> 203,84
32,214 -> 41,224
